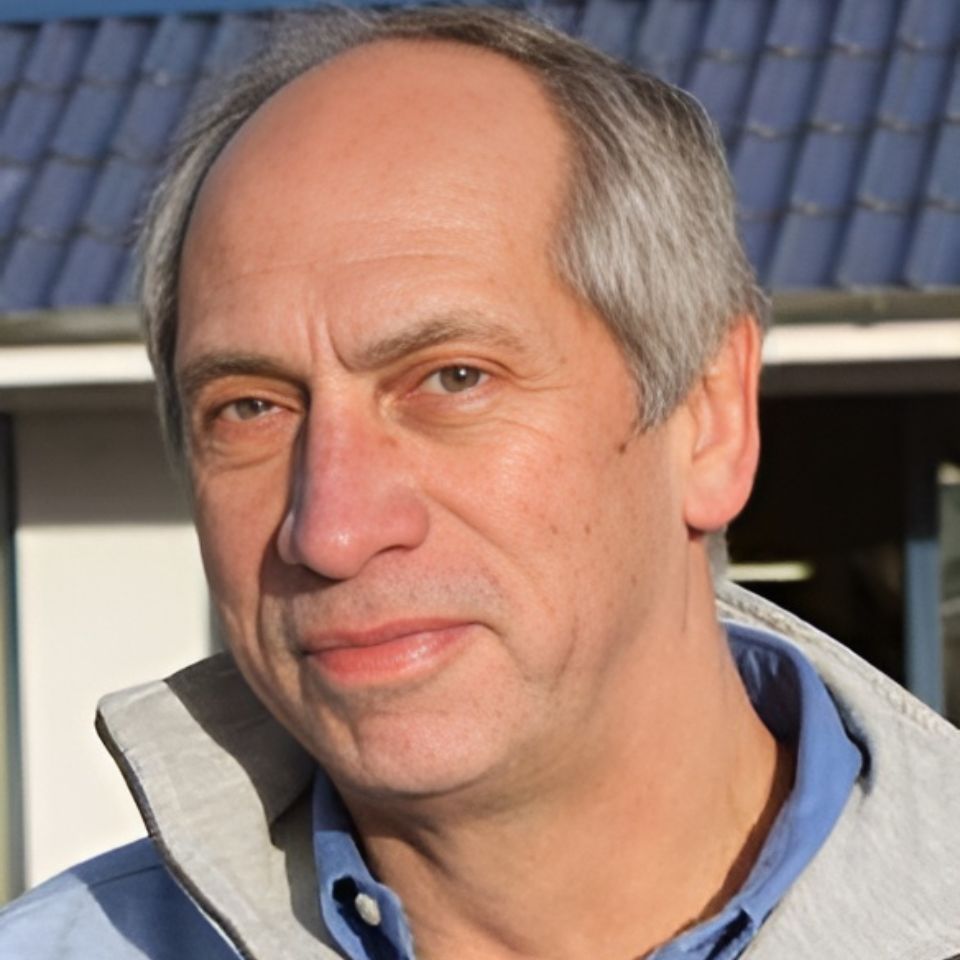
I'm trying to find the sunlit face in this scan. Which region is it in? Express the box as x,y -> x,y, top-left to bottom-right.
176,42 -> 692,806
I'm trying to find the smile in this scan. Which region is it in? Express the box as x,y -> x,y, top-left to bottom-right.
299,619 -> 476,686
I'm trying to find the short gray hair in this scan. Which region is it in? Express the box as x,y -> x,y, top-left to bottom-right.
139,4 -> 767,456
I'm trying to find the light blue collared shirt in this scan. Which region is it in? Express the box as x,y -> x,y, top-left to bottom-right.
312,621 -> 864,960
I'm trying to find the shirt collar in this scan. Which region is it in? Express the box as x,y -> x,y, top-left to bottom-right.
312,620 -> 864,960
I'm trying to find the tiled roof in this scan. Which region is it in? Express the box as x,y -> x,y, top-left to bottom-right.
0,0 -> 958,316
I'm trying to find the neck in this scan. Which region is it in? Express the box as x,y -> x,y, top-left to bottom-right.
342,558 -> 792,960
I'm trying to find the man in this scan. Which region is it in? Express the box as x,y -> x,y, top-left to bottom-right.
2,6 -> 958,959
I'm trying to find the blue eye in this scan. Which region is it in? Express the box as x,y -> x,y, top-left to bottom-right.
425,365 -> 487,394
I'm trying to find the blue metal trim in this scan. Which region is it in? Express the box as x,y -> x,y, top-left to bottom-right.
903,413 -> 944,713
0,415 -> 23,899
0,0 -> 317,24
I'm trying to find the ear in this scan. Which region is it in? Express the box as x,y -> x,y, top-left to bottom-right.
682,316 -> 762,533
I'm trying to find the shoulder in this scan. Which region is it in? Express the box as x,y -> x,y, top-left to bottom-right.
0,839 -> 238,960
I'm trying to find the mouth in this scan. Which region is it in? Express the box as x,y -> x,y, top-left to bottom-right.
298,619 -> 476,686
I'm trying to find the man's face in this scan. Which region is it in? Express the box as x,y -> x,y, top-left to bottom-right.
177,42 -> 692,806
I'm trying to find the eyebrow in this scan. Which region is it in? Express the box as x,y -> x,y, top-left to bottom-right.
177,354 -> 301,407
177,314 -> 527,401
351,314 -> 528,370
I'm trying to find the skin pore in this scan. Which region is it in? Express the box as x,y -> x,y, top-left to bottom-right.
176,39 -> 790,960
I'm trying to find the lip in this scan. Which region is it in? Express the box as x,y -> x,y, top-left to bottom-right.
299,619 -> 475,686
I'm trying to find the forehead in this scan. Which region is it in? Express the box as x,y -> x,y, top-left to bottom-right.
181,39 -> 571,299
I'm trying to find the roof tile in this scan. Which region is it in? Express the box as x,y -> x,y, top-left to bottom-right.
0,165 -> 31,241
22,21 -> 94,92
790,130 -> 863,209
831,0 -> 900,54
537,0 -> 583,36
0,86 -> 65,163
578,0 -> 644,62
82,156 -> 155,240
0,233 -> 63,311
112,79 -> 192,162
142,15 -> 212,83
700,0 -> 771,57
742,52 -> 821,135
764,0 -> 837,54
733,132 -> 801,215
201,12 -> 267,76
810,51 -> 888,130
686,56 -> 755,145
896,0 -> 960,51
876,47 -> 953,129
836,207 -> 911,285
632,0 -> 707,84
767,211 -> 844,288
51,233 -> 125,308
51,83 -> 129,161
0,0 -> 958,315
923,121 -> 960,207
904,206 -> 960,286
18,158 -> 96,240
0,25 -> 33,92
858,126 -> 931,209
81,18 -> 153,86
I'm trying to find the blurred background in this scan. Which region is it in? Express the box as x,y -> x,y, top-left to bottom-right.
0,0 -> 957,904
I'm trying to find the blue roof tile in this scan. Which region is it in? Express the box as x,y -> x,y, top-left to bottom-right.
790,130 -> 863,210
904,206 -> 960,287
201,12 -> 266,75
742,52 -> 821,136
0,165 -> 31,241
764,0 -> 837,54
578,0 -> 644,62
858,126 -> 931,209
810,51 -> 888,130
876,47 -> 953,128
0,0 -> 959,317
112,78 -> 192,162
632,0 -> 706,84
0,25 -> 33,92
700,0 -> 771,57
536,0 -> 582,35
897,0 -> 960,51
0,86 -> 65,163
732,134 -> 797,215
924,122 -> 960,207
22,21 -> 94,91
50,83 -> 129,161
82,156 -> 154,239
142,15 -> 212,83
831,0 -> 900,54
110,245 -> 138,305
686,56 -> 755,145
945,57 -> 960,120
18,158 -> 96,240
738,215 -> 778,277
81,18 -> 153,85
767,211 -> 844,288
0,233 -> 64,311
51,233 -> 125,308
836,207 -> 912,286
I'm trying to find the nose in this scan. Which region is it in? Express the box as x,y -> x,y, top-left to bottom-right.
276,410 -> 430,581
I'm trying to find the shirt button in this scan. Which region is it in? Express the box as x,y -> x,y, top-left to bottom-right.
354,892 -> 382,927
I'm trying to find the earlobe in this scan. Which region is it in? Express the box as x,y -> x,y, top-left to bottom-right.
682,316 -> 762,533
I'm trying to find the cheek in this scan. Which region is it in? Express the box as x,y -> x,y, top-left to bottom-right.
191,464 -> 291,608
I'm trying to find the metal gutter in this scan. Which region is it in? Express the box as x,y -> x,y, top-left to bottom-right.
0,0 -> 314,23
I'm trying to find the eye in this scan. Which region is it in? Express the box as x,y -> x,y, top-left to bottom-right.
220,397 -> 278,422
422,365 -> 487,394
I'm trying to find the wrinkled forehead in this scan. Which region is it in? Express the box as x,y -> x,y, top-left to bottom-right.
183,39 -> 573,274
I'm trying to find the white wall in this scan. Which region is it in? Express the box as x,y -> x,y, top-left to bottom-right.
14,407 -> 211,885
